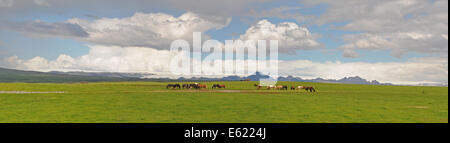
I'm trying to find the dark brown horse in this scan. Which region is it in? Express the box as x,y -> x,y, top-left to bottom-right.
301,86 -> 316,92
305,86 -> 316,92
254,84 -> 263,89
212,84 -> 226,89
166,84 -> 181,89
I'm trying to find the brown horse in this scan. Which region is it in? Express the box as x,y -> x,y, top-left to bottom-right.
276,85 -> 288,90
297,86 -> 316,92
291,86 -> 296,90
254,84 -> 262,89
197,84 -> 207,89
305,86 -> 316,92
212,84 -> 226,89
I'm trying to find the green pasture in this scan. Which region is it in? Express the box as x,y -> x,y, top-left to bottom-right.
0,81 -> 447,123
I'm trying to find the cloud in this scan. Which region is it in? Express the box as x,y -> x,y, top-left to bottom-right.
0,0 -> 12,7
238,20 -> 321,53
302,0 -> 448,58
1,45 -> 181,73
1,45 -> 447,85
279,57 -> 448,85
67,12 -> 230,49
33,0 -> 50,6
442,34 -> 448,40
0,0 -> 283,20
0,20 -> 89,38
339,32 -> 448,58
246,6 -> 313,23
339,44 -> 360,58
1,14 -> 320,53
0,11 -> 231,50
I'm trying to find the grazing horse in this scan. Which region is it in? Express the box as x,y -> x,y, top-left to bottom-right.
267,85 -> 275,90
254,84 -> 276,90
275,85 -> 283,90
212,84 -> 226,89
182,84 -> 190,89
297,86 -> 316,92
197,84 -> 207,89
297,86 -> 305,90
305,86 -> 316,92
189,83 -> 198,89
291,86 -> 296,90
276,85 -> 288,90
166,84 -> 181,89
182,83 -> 201,89
254,84 -> 262,89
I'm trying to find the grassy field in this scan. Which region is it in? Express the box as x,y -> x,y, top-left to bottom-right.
0,81 -> 447,123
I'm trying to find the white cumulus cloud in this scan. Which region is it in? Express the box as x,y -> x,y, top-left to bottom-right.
68,12 -> 231,49
302,0 -> 448,58
239,20 -> 321,53
1,45 -> 182,73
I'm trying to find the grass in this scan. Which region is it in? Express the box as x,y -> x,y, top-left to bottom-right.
0,81 -> 447,123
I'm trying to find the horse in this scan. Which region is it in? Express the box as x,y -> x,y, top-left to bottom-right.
182,84 -> 190,89
166,84 -> 181,89
305,86 -> 316,92
297,86 -> 316,92
275,85 -> 287,90
276,85 -> 288,90
254,84 -> 276,90
267,85 -> 275,90
186,83 -> 200,89
197,84 -> 207,89
290,86 -> 296,90
254,84 -> 262,89
212,84 -> 226,89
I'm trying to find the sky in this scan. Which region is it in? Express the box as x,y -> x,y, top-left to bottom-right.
0,0 -> 448,85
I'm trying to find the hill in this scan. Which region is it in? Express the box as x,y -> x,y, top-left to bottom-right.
0,67 -> 149,83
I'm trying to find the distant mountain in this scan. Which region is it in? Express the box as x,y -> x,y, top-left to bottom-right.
172,72 -> 394,85
49,71 -> 154,78
413,83 -> 448,87
0,67 -> 157,83
1,68 -> 441,86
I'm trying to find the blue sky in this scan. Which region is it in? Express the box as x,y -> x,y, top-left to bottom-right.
0,0 -> 447,84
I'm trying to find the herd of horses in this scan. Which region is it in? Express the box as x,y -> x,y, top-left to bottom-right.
166,83 -> 222,89
253,84 -> 316,92
166,83 -> 316,92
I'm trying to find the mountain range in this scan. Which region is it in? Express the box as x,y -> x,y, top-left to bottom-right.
175,72 -> 394,85
0,67 -> 439,86
0,67 -> 156,83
